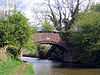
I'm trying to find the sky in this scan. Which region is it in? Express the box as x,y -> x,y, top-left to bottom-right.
17,0 -> 100,24
16,0 -> 100,15
0,0 -> 100,25
16,0 -> 46,25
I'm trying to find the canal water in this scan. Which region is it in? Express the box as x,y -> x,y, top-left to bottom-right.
21,57 -> 100,75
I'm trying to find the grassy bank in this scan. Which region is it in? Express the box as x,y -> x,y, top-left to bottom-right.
0,58 -> 21,75
0,58 -> 34,75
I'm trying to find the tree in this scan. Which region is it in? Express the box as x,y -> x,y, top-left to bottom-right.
7,12 -> 34,55
0,20 -> 8,47
42,20 -> 55,32
0,11 -> 36,57
32,0 -> 92,32
69,4 -> 100,63
45,0 -> 91,31
24,27 -> 37,55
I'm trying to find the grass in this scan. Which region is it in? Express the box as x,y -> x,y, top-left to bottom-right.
0,58 -> 34,75
0,48 -> 34,75
0,58 -> 21,75
24,64 -> 34,75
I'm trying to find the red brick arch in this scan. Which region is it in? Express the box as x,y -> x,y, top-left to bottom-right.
33,32 -> 67,49
33,32 -> 76,62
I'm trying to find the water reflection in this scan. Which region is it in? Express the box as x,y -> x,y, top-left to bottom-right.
21,57 -> 100,75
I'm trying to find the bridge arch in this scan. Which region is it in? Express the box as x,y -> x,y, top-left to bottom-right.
33,32 -> 75,62
33,32 -> 67,50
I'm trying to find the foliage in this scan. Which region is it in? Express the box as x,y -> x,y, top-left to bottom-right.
42,20 -> 54,32
0,58 -> 21,75
0,19 -> 9,47
69,10 -> 100,63
0,11 -> 37,58
7,12 -> 31,48
91,4 -> 100,12
23,27 -> 37,55
0,58 -> 34,75
0,12 -> 30,48
8,12 -> 37,55
6,46 -> 18,59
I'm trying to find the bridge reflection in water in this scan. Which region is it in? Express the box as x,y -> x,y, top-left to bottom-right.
21,57 -> 100,75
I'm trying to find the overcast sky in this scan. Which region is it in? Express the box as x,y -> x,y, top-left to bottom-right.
16,0 -> 100,24
16,0 -> 100,11
0,0 -> 100,24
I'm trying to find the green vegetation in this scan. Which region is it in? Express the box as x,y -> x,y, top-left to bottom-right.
0,58 -> 34,75
42,20 -> 55,32
69,4 -> 100,63
24,64 -> 34,75
0,11 -> 37,58
0,58 -> 21,75
71,12 -> 100,51
0,11 -> 35,75
91,4 -> 100,12
0,2 -> 100,75
7,11 -> 36,57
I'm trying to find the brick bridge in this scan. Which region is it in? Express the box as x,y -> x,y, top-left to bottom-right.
33,32 -> 79,62
33,32 -> 67,50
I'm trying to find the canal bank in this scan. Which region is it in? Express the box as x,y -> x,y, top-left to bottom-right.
0,58 -> 34,75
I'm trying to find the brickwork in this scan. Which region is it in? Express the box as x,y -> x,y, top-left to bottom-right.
33,32 -> 66,49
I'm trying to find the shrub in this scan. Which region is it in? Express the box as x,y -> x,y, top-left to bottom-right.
6,46 -> 19,59
69,12 -> 100,63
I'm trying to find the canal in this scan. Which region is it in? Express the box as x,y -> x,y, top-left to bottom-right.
21,57 -> 100,75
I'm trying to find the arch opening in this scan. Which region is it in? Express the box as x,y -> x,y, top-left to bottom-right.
37,43 -> 66,62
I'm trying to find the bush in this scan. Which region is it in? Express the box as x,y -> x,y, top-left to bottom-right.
69,12 -> 100,63
70,30 -> 100,63
6,46 -> 19,59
